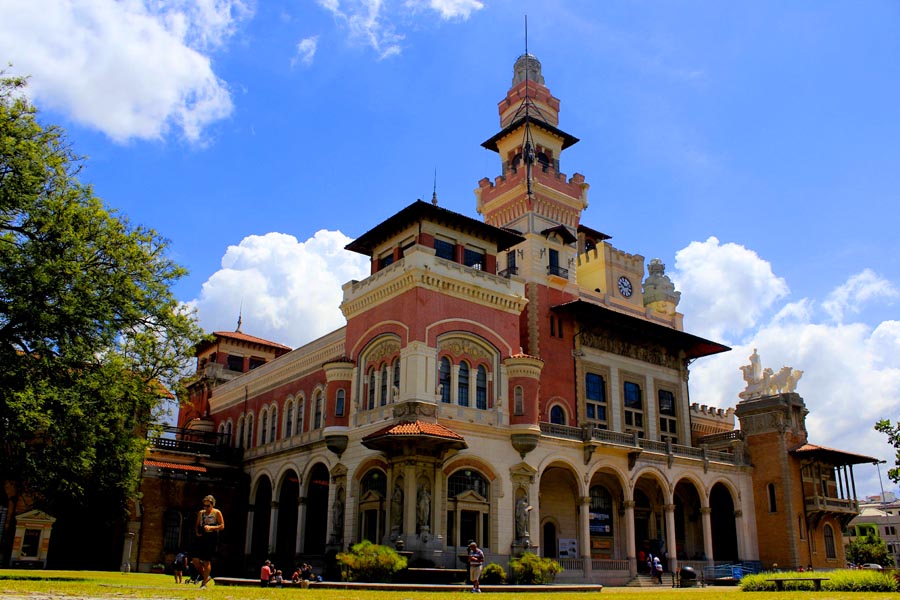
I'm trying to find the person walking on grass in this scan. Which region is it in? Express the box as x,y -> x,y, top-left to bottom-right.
193,494 -> 224,589
467,540 -> 485,593
172,551 -> 188,584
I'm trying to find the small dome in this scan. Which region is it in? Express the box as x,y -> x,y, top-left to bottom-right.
512,53 -> 544,86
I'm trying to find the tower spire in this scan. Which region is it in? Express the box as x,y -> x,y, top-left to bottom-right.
236,302 -> 243,333
431,169 -> 438,205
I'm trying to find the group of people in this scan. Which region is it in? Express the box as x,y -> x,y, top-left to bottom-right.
260,559 -> 320,587
637,547 -> 665,584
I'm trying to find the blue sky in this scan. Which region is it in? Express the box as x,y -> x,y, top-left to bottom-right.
2,0 -> 899,500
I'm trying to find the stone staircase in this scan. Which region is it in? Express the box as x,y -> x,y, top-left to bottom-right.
625,573 -> 664,588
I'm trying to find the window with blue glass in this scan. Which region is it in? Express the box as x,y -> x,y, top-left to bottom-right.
434,239 -> 455,260
440,357 -> 451,403
475,365 -> 487,409
623,381 -> 644,434
458,361 -> 470,407
586,372 -> 607,426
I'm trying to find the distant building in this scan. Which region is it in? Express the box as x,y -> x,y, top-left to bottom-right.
845,498 -> 900,567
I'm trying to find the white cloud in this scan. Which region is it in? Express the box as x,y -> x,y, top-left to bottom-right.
822,268 -> 899,324
678,253 -> 900,498
407,0 -> 485,20
292,36 -> 319,67
190,229 -> 369,348
315,0 -> 483,58
673,236 -> 789,341
0,0 -> 252,143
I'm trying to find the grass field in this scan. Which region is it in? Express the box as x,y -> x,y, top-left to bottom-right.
1,570 -> 899,599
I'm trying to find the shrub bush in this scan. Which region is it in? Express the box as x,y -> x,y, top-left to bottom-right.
481,562 -> 507,584
740,569 -> 898,593
335,540 -> 408,582
508,552 -> 562,584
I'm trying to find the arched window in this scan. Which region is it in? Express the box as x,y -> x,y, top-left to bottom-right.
297,398 -> 305,434
380,364 -> 388,406
824,523 -> 836,558
513,386 -> 524,416
269,405 -> 277,441
245,414 -> 254,448
392,358 -> 401,400
447,469 -> 490,549
767,483 -> 777,512
550,405 -> 565,425
362,470 -> 387,496
163,510 -> 184,552
476,365 -> 487,409
314,391 -> 323,429
260,410 -> 268,445
285,402 -> 294,437
590,485 -> 614,535
336,389 -> 346,417
368,369 -> 376,410
458,361 -> 470,407
439,357 -> 451,403
359,469 -> 388,543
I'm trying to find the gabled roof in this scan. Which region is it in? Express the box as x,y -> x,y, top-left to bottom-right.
541,224 -> 577,245
552,299 -> 730,360
345,200 -> 525,257
791,443 -> 879,466
480,116 -> 580,153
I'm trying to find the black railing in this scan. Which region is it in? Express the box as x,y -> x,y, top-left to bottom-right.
147,426 -> 242,462
499,266 -> 519,278
547,264 -> 569,278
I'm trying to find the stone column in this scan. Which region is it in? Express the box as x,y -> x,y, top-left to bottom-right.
295,497 -> 307,554
700,506 -> 713,566
403,461 -> 417,544
268,501 -> 279,554
244,504 -> 255,555
579,496 -> 593,579
624,500 -> 636,576
665,503 -> 678,574
734,509 -> 746,561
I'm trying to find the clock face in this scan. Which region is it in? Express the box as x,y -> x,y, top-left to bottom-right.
618,276 -> 633,298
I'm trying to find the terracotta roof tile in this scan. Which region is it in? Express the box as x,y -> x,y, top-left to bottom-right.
363,420 -> 464,441
211,330 -> 292,350
143,460 -> 207,473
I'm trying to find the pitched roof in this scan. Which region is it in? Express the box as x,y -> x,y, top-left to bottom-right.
363,420 -> 465,441
211,330 -> 292,350
791,443 -> 879,465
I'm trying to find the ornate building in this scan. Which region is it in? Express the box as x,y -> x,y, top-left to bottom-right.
140,54 -> 870,584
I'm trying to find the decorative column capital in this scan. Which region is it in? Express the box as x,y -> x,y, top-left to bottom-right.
664,503 -> 675,513
700,507 -> 711,515
623,500 -> 636,510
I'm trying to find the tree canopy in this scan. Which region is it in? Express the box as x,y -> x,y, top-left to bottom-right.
0,74 -> 203,566
875,419 -> 900,485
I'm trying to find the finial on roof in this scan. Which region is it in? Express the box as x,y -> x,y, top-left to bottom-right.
432,169 -> 438,205
236,302 -> 243,333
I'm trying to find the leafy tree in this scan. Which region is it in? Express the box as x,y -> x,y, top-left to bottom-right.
875,419 -> 900,484
336,540 -> 408,582
0,73 -> 203,567
846,534 -> 894,567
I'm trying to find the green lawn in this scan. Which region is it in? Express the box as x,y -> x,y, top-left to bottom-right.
1,570 -> 899,599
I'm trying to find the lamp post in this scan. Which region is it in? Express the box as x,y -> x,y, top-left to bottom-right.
875,460 -> 888,504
